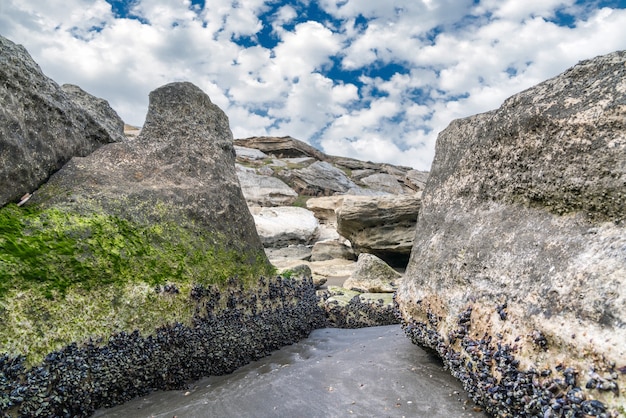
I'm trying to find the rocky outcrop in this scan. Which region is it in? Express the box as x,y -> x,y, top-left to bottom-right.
287,161 -> 358,196
29,81 -> 263,257
396,51 -> 626,417
336,195 -> 421,265
237,165 -> 298,206
251,206 -> 319,247
310,239 -> 355,262
62,84 -> 126,143
318,287 -> 398,328
0,80 -> 325,416
343,253 -> 402,293
0,36 -> 119,208
234,136 -> 327,160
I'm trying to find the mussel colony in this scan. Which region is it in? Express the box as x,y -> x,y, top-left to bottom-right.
0,276 -> 325,417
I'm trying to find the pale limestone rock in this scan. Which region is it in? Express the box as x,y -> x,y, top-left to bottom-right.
343,253 -> 402,293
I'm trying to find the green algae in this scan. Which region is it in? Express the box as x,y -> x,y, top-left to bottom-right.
0,203 -> 275,364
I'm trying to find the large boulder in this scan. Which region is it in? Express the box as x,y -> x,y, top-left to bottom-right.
396,51 -> 626,417
29,81 -> 264,257
287,161 -> 357,196
0,81 -> 325,416
0,35 -> 119,208
343,253 -> 402,293
62,83 -> 126,143
252,206 -> 319,247
336,195 -> 421,265
236,165 -> 298,207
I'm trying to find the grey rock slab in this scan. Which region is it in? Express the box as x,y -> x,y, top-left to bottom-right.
234,145 -> 267,160
0,35 -> 117,207
29,81 -> 265,257
62,83 -> 126,143
236,166 -> 298,207
359,172 -> 407,194
289,161 -> 357,196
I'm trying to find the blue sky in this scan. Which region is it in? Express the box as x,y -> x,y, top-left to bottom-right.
2,0 -> 626,169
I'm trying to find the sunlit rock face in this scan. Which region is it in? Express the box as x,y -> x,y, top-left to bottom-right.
396,51 -> 626,417
0,35 -> 119,208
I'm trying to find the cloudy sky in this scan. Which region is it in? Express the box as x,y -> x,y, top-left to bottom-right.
2,0 -> 626,170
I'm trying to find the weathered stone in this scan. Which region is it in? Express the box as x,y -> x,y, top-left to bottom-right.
396,51 -> 626,417
29,81 -> 264,258
236,165 -> 298,206
287,161 -> 357,196
62,83 -> 126,143
343,253 -> 402,293
310,239 -> 356,262
404,169 -> 429,192
234,136 -> 327,160
336,195 -> 421,265
306,195 -> 344,224
0,35 -> 117,207
318,286 -> 398,328
252,206 -> 319,247
360,173 -> 407,194
235,145 -> 267,160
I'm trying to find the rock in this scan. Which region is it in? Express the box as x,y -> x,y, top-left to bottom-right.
343,253 -> 402,293
360,173 -> 407,194
336,195 -> 421,265
404,169 -> 429,192
252,206 -> 319,247
310,239 -> 356,262
234,136 -> 327,160
0,81 -> 328,416
236,165 -> 298,206
0,35 -> 118,207
306,196 -> 344,223
62,83 -> 126,143
318,286 -> 399,328
396,51 -> 626,417
287,161 -> 357,196
30,81 -> 263,256
235,145 -> 268,160
265,245 -> 312,262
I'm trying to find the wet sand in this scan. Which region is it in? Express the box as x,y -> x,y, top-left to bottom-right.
94,325 -> 486,418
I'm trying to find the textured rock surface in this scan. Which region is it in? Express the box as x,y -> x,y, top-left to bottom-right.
336,195 -> 421,265
310,239 -> 355,262
318,286 -> 399,328
234,136 -> 327,160
252,206 -> 319,247
0,277 -> 325,417
30,81 -> 263,257
62,84 -> 126,143
343,253 -> 402,293
288,161 -> 357,196
0,80 -> 327,417
0,36 -> 117,208
360,173 -> 406,194
237,165 -> 298,207
396,51 -> 626,417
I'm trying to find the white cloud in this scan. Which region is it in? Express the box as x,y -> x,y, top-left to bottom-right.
1,0 -> 626,170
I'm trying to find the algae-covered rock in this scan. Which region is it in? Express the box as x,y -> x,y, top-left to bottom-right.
396,51 -> 626,417
0,81 -> 326,417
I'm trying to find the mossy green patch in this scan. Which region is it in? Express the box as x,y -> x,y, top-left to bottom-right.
0,203 -> 275,363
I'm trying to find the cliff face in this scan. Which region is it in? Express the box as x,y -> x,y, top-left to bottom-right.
396,51 -> 626,416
